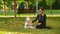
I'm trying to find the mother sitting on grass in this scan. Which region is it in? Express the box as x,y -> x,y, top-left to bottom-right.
32,7 -> 46,29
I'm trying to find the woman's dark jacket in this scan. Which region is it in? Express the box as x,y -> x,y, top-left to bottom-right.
32,14 -> 46,28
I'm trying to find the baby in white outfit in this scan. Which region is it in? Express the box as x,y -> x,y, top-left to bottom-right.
24,17 -> 35,28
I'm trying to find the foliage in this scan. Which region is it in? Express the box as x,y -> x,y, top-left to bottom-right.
0,0 -> 60,10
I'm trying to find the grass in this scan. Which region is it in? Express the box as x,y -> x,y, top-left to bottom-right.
0,17 -> 60,34
0,10 -> 60,15
0,10 -> 60,34
45,10 -> 60,15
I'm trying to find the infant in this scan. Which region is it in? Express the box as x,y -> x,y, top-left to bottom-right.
24,17 -> 35,28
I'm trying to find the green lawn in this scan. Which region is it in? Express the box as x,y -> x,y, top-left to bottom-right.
0,17 -> 60,34
0,10 -> 60,15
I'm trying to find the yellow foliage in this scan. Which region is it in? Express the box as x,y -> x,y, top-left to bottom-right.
3,5 -> 9,10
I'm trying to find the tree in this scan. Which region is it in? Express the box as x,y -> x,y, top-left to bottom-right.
14,0 -> 17,17
3,0 -> 6,16
46,0 -> 55,14
0,0 -> 3,10
52,0 -> 60,9
6,1 -> 12,9
50,0 -> 52,14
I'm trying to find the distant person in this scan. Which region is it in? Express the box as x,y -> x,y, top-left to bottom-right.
32,7 -> 46,29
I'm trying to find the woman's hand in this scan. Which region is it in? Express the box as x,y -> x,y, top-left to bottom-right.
38,23 -> 41,25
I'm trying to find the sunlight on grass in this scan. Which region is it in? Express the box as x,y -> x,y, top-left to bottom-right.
0,17 -> 60,34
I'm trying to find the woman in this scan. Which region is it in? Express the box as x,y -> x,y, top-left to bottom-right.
32,7 -> 46,29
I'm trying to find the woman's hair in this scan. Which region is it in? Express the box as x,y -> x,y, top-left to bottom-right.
40,7 -> 44,11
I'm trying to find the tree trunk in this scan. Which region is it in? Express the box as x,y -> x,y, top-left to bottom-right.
36,0 -> 38,14
14,0 -> 17,17
3,1 -> 6,16
50,0 -> 52,14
